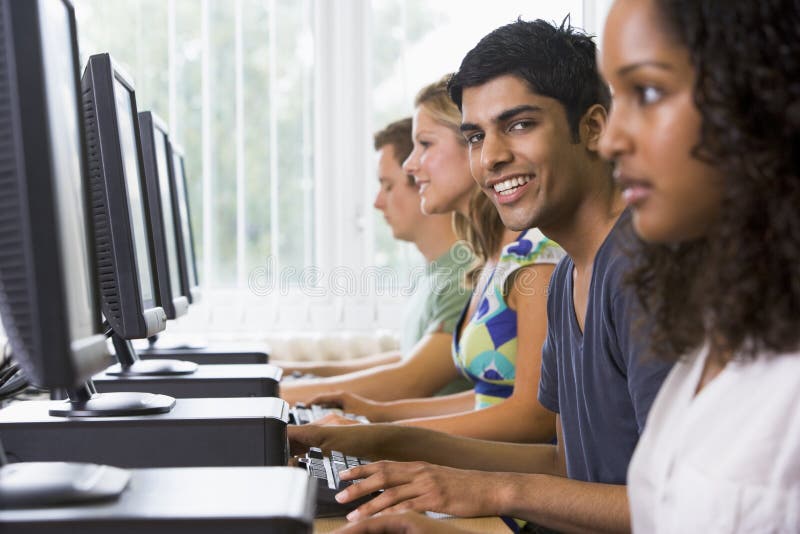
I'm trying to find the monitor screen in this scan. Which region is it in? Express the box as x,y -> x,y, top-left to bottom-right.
40,0 -> 96,343
153,129 -> 182,300
114,79 -> 156,306
0,0 -> 111,388
172,152 -> 198,289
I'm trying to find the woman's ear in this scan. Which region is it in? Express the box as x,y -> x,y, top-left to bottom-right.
580,103 -> 608,152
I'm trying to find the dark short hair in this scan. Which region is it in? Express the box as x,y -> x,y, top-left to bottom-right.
448,18 -> 610,141
374,117 -> 415,185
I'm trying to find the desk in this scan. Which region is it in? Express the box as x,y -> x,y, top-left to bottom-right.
315,515 -> 511,533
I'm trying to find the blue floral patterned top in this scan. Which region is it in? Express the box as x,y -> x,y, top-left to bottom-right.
452,228 -> 565,409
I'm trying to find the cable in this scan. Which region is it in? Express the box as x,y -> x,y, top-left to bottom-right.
0,341 -> 16,383
0,339 -> 49,401
0,368 -> 29,399
0,361 -> 19,383
0,337 -> 10,367
0,340 -> 35,401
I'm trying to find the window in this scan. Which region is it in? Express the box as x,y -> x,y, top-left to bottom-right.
76,0 -> 314,292
73,0 -> 594,338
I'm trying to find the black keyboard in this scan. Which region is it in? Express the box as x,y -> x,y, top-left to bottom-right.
289,402 -> 370,425
299,447 -> 380,517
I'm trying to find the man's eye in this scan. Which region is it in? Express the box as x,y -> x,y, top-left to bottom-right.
465,132 -> 483,145
509,120 -> 534,131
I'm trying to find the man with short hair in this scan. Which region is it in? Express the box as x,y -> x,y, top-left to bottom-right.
289,19 -> 671,533
279,118 -> 473,403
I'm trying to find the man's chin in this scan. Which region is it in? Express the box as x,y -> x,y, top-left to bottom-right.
497,210 -> 536,232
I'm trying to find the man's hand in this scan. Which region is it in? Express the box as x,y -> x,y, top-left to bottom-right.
308,391 -> 389,422
335,461 -> 503,521
332,511 -> 472,534
315,413 -> 364,426
287,423 -> 329,456
287,422 -> 373,457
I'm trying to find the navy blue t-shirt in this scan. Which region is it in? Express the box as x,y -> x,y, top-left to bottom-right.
538,211 -> 672,484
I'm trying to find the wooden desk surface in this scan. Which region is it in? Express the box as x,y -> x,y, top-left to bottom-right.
315,515 -> 510,533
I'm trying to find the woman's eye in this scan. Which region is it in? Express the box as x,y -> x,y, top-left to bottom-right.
638,85 -> 663,105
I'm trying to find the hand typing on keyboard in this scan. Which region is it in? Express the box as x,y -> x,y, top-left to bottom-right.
315,413 -> 364,426
334,460 -> 501,522
289,402 -> 369,425
298,447 -> 380,517
307,391 -> 389,422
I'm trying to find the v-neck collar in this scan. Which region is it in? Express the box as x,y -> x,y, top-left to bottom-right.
564,210 -> 631,340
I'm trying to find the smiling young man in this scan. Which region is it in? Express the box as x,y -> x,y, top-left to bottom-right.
450,18 -> 673,516
289,20 -> 672,533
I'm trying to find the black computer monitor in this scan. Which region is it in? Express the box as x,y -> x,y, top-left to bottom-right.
81,53 -> 197,377
0,0 -> 158,507
0,0 -> 108,393
138,111 -> 189,320
0,0 -> 175,419
169,144 -> 202,305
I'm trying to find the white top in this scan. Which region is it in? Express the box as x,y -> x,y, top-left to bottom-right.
628,344 -> 800,533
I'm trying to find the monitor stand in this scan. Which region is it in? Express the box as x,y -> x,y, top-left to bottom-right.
0,439 -> 130,509
48,381 -> 176,417
106,334 -> 198,376
147,333 -> 205,351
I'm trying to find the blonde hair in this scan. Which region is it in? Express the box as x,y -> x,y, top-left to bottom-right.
415,75 -> 506,285
414,74 -> 466,142
453,189 -> 507,286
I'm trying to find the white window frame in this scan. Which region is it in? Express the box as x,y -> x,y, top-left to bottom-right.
312,0 -> 373,277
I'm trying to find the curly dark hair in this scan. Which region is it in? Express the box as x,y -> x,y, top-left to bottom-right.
629,0 -> 800,362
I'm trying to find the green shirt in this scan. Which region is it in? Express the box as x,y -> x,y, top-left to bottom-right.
401,241 -> 474,396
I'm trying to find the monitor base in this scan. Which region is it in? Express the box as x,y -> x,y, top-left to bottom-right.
110,334 -> 198,376
106,359 -> 199,376
0,461 -> 130,509
138,346 -> 269,364
48,392 -> 176,417
147,334 -> 206,351
161,343 -> 206,351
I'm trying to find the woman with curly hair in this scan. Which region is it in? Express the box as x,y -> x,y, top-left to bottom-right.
599,0 -> 800,531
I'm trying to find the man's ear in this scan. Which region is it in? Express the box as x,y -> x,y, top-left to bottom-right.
580,104 -> 608,152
